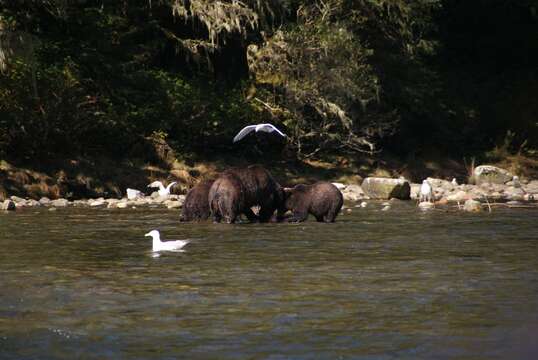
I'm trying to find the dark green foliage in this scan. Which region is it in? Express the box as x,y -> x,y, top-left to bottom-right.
0,0 -> 536,161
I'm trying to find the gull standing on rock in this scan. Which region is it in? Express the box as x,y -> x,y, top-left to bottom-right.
145,230 -> 190,252
233,123 -> 286,143
147,181 -> 177,197
419,179 -> 434,203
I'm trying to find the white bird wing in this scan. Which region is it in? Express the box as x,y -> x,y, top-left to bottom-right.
166,182 -> 177,191
147,181 -> 163,189
257,124 -> 286,137
165,239 -> 190,250
233,125 -> 257,143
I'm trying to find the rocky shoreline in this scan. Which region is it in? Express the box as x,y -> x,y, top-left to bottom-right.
2,165 -> 537,213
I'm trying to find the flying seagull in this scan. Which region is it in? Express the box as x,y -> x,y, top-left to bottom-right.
145,230 -> 190,252
147,181 -> 177,196
233,123 -> 286,143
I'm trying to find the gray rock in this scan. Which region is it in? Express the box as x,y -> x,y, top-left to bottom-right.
341,184 -> 366,201
473,165 -> 513,185
418,201 -> 435,210
10,196 -> 25,203
523,180 -> 538,194
51,198 -> 69,207
39,197 -> 51,205
2,200 -> 16,211
504,187 -> 526,202
25,199 -> 41,207
463,199 -> 482,212
361,177 -> 410,200
164,200 -> 182,209
410,183 -> 421,200
73,200 -> 87,207
89,198 -> 106,207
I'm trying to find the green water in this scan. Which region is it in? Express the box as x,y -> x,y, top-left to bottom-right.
1,203 -> 537,359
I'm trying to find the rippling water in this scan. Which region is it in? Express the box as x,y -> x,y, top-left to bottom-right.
1,203 -> 537,359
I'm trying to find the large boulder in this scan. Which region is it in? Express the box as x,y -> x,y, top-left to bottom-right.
473,165 -> 513,185
51,198 -> 69,207
463,199 -> 482,212
361,177 -> 411,200
341,184 -> 367,202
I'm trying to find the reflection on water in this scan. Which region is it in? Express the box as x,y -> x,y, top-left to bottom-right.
1,204 -> 537,359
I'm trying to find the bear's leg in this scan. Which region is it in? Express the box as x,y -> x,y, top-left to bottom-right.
244,208 -> 259,222
289,209 -> 308,222
258,206 -> 276,223
323,213 -> 336,222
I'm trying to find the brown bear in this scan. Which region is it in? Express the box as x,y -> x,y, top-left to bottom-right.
221,165 -> 284,222
208,173 -> 247,224
279,182 -> 343,222
180,179 -> 214,222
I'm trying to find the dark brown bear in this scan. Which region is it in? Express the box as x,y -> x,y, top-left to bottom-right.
180,179 -> 214,222
280,182 -> 343,222
208,173 -> 246,224
222,165 -> 284,222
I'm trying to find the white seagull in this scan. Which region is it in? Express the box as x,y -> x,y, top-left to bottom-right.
145,230 -> 190,252
147,181 -> 177,196
451,178 -> 458,186
419,179 -> 434,203
233,123 -> 286,143
126,188 -> 143,200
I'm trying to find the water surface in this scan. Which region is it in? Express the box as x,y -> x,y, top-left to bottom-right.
1,203 -> 537,359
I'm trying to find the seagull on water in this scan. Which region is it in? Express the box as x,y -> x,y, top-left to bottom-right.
147,181 -> 177,196
126,188 -> 143,200
233,123 -> 286,143
419,179 -> 434,203
145,230 -> 190,252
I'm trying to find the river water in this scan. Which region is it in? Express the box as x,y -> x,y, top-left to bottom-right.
1,203 -> 537,359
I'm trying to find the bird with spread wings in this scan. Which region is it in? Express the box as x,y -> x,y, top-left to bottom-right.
233,123 -> 286,143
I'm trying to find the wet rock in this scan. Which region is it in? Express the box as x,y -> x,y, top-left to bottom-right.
418,201 -> 435,210
523,180 -> 538,194
361,177 -> 411,200
341,184 -> 366,202
164,200 -> 182,209
89,198 -> 106,207
25,199 -> 41,207
473,165 -> 513,185
504,187 -> 526,202
73,200 -> 87,207
51,198 -> 69,207
116,202 -> 128,209
463,199 -> 482,212
381,205 -> 391,211
360,201 -> 368,208
410,183 -> 421,200
10,196 -> 25,203
48,207 -> 57,211
39,197 -> 51,205
106,199 -> 121,208
2,200 -> 16,211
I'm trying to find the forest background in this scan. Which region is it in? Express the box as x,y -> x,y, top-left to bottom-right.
1,0 -> 537,198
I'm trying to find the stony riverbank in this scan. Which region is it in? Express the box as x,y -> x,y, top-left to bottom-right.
2,165 -> 537,213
